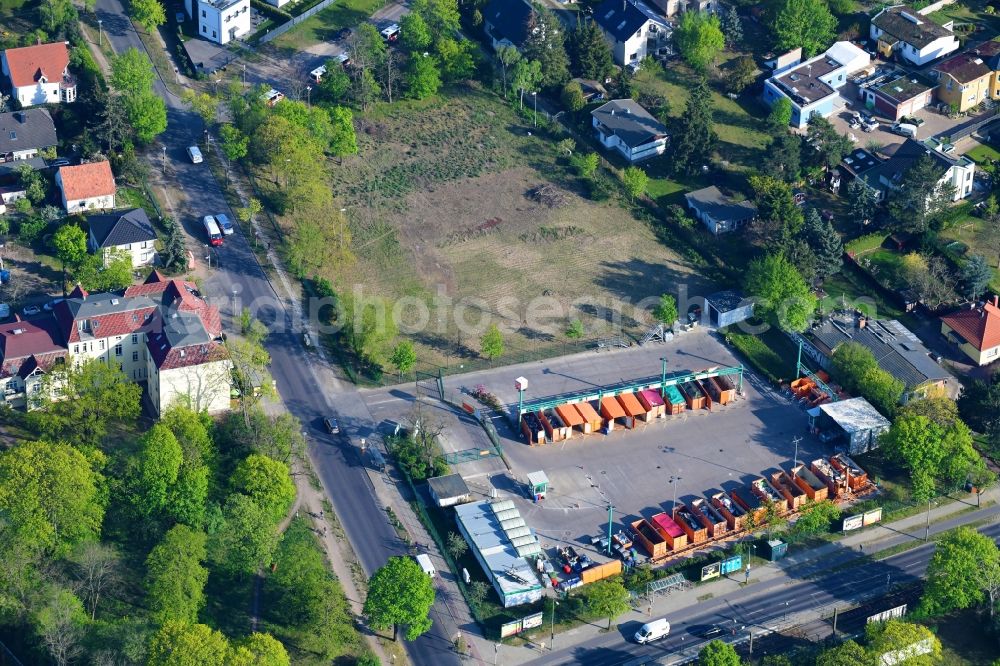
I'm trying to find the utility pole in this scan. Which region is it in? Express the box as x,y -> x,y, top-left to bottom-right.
832,607 -> 839,636
98,19 -> 103,46
532,91 -> 537,127
925,498 -> 931,541
607,504 -> 613,555
748,630 -> 753,657
792,436 -> 802,467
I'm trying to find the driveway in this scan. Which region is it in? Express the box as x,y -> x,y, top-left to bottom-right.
93,2 -> 462,663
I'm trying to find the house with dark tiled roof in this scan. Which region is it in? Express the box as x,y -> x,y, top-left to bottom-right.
482,0 -> 533,51
941,296 -> 1000,366
2,271 -> 232,415
591,98 -> 668,163
870,5 -> 959,67
56,161 -> 115,212
593,0 -> 669,66
0,318 -> 67,409
807,310 -> 958,401
1,41 -> 76,107
87,208 -> 157,268
685,186 -> 757,234
862,138 -> 975,202
0,109 -> 56,164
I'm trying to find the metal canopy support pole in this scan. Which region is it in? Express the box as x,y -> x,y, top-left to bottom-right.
660,357 -> 667,397
797,340 -> 803,378
518,388 -> 525,423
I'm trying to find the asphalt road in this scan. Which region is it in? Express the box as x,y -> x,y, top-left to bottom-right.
92,4 -> 461,663
527,521 -> 1000,665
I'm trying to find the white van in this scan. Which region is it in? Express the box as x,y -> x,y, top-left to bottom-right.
187,146 -> 203,163
634,618 -> 670,644
890,122 -> 918,139
415,553 -> 436,578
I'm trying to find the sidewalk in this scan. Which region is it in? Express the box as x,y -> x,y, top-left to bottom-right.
499,486 -> 1000,666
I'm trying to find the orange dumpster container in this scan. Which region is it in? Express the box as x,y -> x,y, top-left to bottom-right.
600,396 -> 628,431
573,401 -> 602,434
555,403 -> 584,436
616,392 -> 646,425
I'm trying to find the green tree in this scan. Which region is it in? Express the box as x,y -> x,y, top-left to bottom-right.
675,11 -> 725,71
803,208 -> 843,280
212,493 -> 280,575
70,541 -> 120,620
719,5 -> 743,46
793,499 -> 841,535
219,124 -> 249,162
436,37 -> 476,82
134,424 -> 184,515
130,0 -> 166,32
561,80 -> 586,112
0,440 -> 104,557
763,130 -> 802,182
749,174 -> 804,245
495,45 -> 522,99
40,0 -> 76,33
110,47 -> 156,96
583,579 -> 630,629
572,152 -> 600,179
145,525 -> 209,624
816,640 -> 873,666
568,18 -> 614,81
230,633 -> 290,666
231,454 -> 296,525
865,619 -> 941,665
340,293 -> 399,368
36,359 -> 142,447
446,532 -> 468,560
566,319 -> 584,338
522,6 -> 570,89
767,97 -> 793,128
772,0 -> 837,57
406,54 -> 442,99
480,323 -> 504,361
847,178 -> 878,226
400,11 -> 433,52
364,556 -> 436,640
887,153 -> 955,233
830,342 -> 905,416
319,62 -> 352,103
148,621 -> 230,666
671,78 -> 716,176
328,105 -> 358,159
959,373 -> 1000,448
33,586 -> 87,666
744,253 -> 817,332
881,412 -> 983,500
511,58 -> 543,109
653,294 -> 678,326
920,526 -> 1000,616
726,54 -> 757,93
806,115 -> 852,170
390,340 -> 417,377
181,89 -> 217,126
412,0 -> 460,36
51,223 -> 87,281
126,91 -> 168,143
961,254 -> 993,300
621,166 -> 648,200
697,639 -> 741,666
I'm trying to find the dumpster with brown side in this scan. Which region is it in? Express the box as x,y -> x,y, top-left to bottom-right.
600,396 -> 629,431
521,411 -> 546,446
811,457 -> 847,498
651,512 -> 688,550
555,403 -> 584,436
771,471 -> 807,511
712,492 -> 747,531
674,505 -> 708,544
830,453 -> 868,491
631,518 -> 669,561
616,391 -> 647,425
751,477 -> 788,514
680,381 -> 706,410
715,374 -> 737,403
732,485 -> 767,523
691,498 -> 728,538
539,408 -> 570,442
792,464 -> 828,501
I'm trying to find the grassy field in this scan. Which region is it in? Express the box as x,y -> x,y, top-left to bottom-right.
270,0 -> 383,51
310,85 -> 711,368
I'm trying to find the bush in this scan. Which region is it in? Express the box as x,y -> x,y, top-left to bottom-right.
588,174 -> 616,201
250,0 -> 291,20
845,232 -> 888,255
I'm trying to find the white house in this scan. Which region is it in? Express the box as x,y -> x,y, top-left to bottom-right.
0,318 -> 68,410
647,0 -> 716,16
870,5 -> 959,67
763,41 -> 870,128
194,0 -> 251,45
591,99 -> 668,163
56,161 -> 115,213
685,186 -> 757,235
1,42 -> 76,107
0,109 -> 56,164
87,208 -> 158,268
593,0 -> 670,66
862,138 -> 976,202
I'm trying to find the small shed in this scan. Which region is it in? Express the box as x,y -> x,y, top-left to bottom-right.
811,397 -> 891,455
556,403 -> 585,434
427,474 -> 473,508
616,392 -> 647,424
600,396 -> 629,431
574,401 -> 603,434
706,290 -> 755,329
638,389 -> 665,419
526,470 -> 549,500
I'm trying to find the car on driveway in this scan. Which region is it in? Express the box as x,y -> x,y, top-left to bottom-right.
43,298 -> 64,311
323,417 -> 340,434
216,213 -> 234,235
48,158 -> 71,168
22,304 -> 41,317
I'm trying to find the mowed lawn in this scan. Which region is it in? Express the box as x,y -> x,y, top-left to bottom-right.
270,0 -> 383,50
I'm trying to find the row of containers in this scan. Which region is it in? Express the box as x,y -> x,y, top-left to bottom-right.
628,453 -> 872,563
520,372 -> 739,445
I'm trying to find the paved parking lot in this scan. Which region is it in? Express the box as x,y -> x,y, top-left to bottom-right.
827,82 -> 965,148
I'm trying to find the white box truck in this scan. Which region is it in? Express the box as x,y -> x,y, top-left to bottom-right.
634,618 -> 670,644
415,553 -> 436,578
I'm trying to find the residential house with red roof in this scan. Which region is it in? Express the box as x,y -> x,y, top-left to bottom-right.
940,296 -> 1000,366
2,272 -> 231,415
56,161 -> 115,212
1,41 -> 76,107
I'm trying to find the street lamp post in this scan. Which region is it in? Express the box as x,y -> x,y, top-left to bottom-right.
550,599 -> 559,650
162,145 -> 166,173
306,85 -> 312,107
925,498 -> 931,541
792,436 -> 802,467
98,19 -> 103,46
531,91 -> 537,127
242,63 -> 247,88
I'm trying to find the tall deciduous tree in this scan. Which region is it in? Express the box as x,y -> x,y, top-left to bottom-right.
0,441 -> 105,557
400,11 -> 433,52
653,294 -> 678,325
70,541 -> 120,620
219,124 -> 249,162
406,54 -> 442,99
830,341 -> 904,417
230,633 -> 290,666
37,359 -> 142,446
744,253 -> 817,332
495,45 -> 521,99
51,223 -> 87,281
390,340 -> 417,377
806,115 -> 852,169
364,556 -> 436,640
583,579 -> 630,629
767,97 -> 793,128
816,640 -> 873,666
231,454 -> 296,525
130,0 -> 166,33
621,165 -> 648,200
480,323 -> 504,361
145,525 -> 210,624
133,424 -> 184,515
148,622 -> 230,666
33,587 -> 87,666
568,18 -> 614,81
881,412 -> 985,500
675,12 -> 725,71
920,526 -> 1000,616
959,373 -> 1000,447
212,493 -> 280,575
772,0 -> 837,57
671,78 -> 716,175
436,37 -> 476,82
110,48 -> 156,96
697,639 -> 741,666
865,619 -> 941,664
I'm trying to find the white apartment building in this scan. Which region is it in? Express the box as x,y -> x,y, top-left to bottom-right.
195,0 -> 252,45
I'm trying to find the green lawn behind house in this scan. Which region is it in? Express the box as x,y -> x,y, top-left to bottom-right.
269,0 -> 383,51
